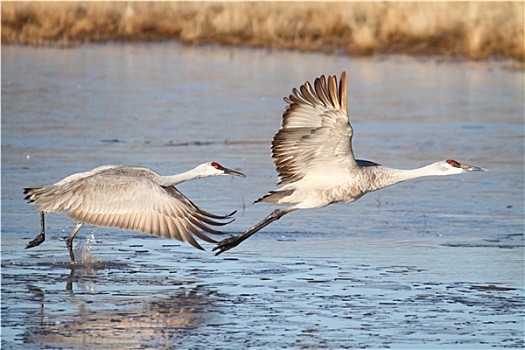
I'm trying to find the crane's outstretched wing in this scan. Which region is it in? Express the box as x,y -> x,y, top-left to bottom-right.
272,72 -> 357,184
24,174 -> 234,250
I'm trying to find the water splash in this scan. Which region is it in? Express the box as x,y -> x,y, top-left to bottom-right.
73,233 -> 101,265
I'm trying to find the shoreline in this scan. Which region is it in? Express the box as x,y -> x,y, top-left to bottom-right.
2,2 -> 524,62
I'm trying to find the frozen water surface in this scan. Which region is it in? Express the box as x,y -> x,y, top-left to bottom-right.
2,43 -> 524,349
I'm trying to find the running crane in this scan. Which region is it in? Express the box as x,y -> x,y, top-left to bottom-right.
24,162 -> 245,262
214,72 -> 487,255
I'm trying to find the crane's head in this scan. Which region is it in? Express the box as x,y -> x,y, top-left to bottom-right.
436,159 -> 488,175
196,162 -> 246,178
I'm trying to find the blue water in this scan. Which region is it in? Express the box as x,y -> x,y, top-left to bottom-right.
2,43 -> 524,349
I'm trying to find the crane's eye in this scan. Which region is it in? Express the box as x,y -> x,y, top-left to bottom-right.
446,159 -> 461,168
211,162 -> 221,169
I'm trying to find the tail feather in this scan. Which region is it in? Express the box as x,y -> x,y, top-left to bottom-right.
24,185 -> 70,213
254,190 -> 293,204
24,186 -> 45,203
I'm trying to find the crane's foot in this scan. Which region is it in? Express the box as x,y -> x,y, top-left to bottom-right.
25,232 -> 45,249
213,235 -> 242,256
26,211 -> 46,249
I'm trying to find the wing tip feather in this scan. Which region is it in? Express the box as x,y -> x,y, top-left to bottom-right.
339,71 -> 347,111
286,71 -> 347,112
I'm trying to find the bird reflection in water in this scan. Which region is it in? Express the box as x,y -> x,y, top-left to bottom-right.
24,281 -> 214,347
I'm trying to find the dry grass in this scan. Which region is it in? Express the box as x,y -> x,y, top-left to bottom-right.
1,2 -> 523,61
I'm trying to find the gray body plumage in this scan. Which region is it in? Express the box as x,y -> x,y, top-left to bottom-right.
25,162 -> 245,261
214,72 -> 486,255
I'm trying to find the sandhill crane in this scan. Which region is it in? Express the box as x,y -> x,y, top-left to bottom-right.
214,72 -> 487,255
24,162 -> 245,262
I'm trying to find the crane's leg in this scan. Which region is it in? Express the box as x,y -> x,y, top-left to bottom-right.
66,223 -> 84,263
213,207 -> 297,255
26,211 -> 46,249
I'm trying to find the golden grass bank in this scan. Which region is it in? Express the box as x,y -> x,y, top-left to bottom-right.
1,2 -> 523,61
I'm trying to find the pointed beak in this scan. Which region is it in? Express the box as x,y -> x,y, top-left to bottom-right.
223,167 -> 246,178
460,163 -> 488,172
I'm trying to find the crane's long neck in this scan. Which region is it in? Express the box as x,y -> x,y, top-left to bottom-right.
365,163 -> 445,193
158,167 -> 206,187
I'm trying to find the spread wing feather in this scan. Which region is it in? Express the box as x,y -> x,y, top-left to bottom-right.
272,72 -> 357,184
23,173 -> 233,250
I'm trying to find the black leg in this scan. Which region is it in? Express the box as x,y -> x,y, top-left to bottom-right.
26,212 -> 46,249
213,207 -> 296,255
66,223 -> 84,263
